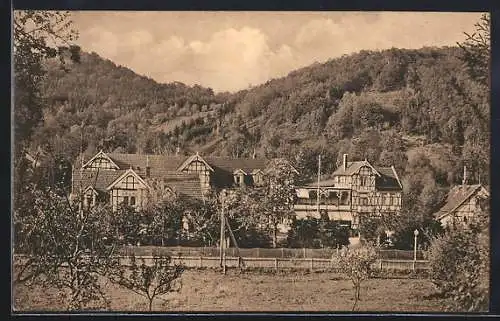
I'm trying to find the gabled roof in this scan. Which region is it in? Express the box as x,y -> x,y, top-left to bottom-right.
233,168 -> 247,175
83,186 -> 99,195
82,150 -> 120,170
434,184 -> 489,220
177,153 -> 215,172
332,160 -> 381,177
72,151 -> 270,201
106,169 -> 151,191
75,152 -> 187,176
76,151 -> 272,177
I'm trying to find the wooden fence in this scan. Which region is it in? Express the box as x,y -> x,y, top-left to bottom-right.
12,254 -> 429,272
119,246 -> 426,260
112,255 -> 430,272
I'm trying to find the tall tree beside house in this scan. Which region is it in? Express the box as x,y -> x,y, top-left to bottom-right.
258,158 -> 298,248
457,13 -> 490,186
146,202 -> 184,246
182,191 -> 233,247
13,11 -> 80,203
13,11 -> 80,152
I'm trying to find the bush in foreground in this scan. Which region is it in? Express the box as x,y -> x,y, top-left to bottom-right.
427,209 -> 489,312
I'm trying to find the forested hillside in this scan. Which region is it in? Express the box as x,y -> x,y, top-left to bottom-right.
30,43 -> 489,229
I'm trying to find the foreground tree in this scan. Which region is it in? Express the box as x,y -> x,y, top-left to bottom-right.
457,13 -> 490,88
14,186 -> 116,310
13,11 -> 80,200
13,11 -> 80,151
337,245 -> 378,311
108,254 -> 184,311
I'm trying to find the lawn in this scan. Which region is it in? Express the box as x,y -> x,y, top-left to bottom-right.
12,269 -> 451,312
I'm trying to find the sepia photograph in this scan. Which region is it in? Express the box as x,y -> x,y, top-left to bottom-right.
12,11 -> 490,313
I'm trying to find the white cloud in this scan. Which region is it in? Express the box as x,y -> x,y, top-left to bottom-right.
82,28 -> 120,59
73,12 -> 484,92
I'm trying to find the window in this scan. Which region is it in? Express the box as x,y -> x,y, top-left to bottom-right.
130,196 -> 136,206
85,195 -> 93,207
124,175 -> 139,190
88,156 -> 116,170
123,196 -> 129,205
253,173 -> 261,185
360,176 -> 368,186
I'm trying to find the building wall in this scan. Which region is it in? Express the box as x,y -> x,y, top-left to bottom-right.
110,174 -> 149,211
293,164 -> 402,228
181,159 -> 212,191
439,192 -> 486,228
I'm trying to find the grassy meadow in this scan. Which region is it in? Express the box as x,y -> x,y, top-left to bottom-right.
13,269 -> 451,312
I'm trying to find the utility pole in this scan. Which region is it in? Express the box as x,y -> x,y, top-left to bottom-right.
317,154 -> 321,216
219,190 -> 226,273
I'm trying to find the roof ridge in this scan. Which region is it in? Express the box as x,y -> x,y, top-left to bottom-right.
436,184 -> 483,220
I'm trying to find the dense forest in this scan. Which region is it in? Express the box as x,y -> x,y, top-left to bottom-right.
27,39 -> 489,233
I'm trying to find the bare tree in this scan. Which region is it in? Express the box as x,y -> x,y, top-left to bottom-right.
107,255 -> 184,311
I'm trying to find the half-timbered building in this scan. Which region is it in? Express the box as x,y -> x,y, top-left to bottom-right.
71,150 -> 270,211
294,154 -> 403,229
434,184 -> 489,228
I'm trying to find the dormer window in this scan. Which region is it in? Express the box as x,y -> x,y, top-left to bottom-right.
233,169 -> 246,186
252,170 -> 263,186
234,174 -> 243,185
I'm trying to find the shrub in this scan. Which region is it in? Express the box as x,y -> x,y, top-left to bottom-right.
427,210 -> 489,312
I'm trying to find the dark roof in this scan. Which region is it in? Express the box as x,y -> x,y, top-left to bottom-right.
107,153 -> 186,175
72,169 -> 125,193
434,184 -> 485,220
72,152 -> 272,201
332,160 -> 377,176
165,179 -> 204,200
72,168 -> 204,200
78,152 -> 269,175
374,166 -> 402,190
204,157 -> 268,174
149,172 -> 204,200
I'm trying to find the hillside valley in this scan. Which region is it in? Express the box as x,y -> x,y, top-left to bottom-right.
29,46 -> 490,222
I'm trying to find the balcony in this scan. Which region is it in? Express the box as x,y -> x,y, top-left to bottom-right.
293,204 -> 352,212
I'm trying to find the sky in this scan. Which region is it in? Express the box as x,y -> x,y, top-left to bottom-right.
71,11 -> 485,93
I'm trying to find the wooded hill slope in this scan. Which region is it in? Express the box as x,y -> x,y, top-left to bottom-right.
31,46 -> 489,223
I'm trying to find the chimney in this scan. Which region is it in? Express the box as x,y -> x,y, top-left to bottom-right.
462,165 -> 467,185
146,155 -> 151,177
343,154 -> 348,171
